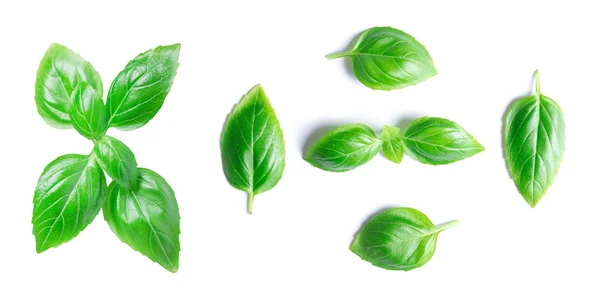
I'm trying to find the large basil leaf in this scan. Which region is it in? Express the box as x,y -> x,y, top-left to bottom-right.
94,136 -> 138,190
221,85 -> 285,214
106,44 -> 180,130
103,168 -> 180,272
351,207 -> 459,271
32,154 -> 106,253
504,71 -> 565,207
402,117 -> 484,165
69,83 -> 108,140
380,125 -> 404,164
305,124 -> 381,172
327,27 -> 437,90
35,44 -> 103,128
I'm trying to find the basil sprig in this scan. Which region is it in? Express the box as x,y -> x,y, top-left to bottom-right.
305,117 -> 484,172
32,44 -> 181,272
504,71 -> 565,207
327,27 -> 437,90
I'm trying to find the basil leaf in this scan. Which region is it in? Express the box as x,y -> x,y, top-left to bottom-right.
221,85 -> 285,214
327,27 -> 437,90
106,44 -> 181,130
69,83 -> 108,140
305,124 -> 381,172
351,207 -> 459,271
402,117 -> 484,165
32,154 -> 106,253
103,168 -> 180,272
504,71 -> 565,207
35,44 -> 103,128
94,136 -> 138,190
380,125 -> 404,164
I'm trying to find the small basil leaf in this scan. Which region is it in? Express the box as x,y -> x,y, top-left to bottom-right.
351,207 -> 459,271
402,117 -> 484,165
380,125 -> 404,164
305,124 -> 381,172
69,83 -> 108,140
94,136 -> 138,190
35,44 -> 103,128
327,27 -> 437,90
504,71 -> 565,207
32,154 -> 106,253
103,168 -> 180,272
106,44 -> 181,130
221,85 -> 285,214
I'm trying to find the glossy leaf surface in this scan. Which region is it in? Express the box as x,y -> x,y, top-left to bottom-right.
402,117 -> 484,165
69,83 -> 108,140
94,136 -> 138,190
104,168 -> 180,272
221,85 -> 285,214
32,154 -> 106,253
327,27 -> 437,90
504,71 -> 565,207
351,207 -> 458,271
35,44 -> 103,128
380,125 -> 404,164
106,44 -> 181,130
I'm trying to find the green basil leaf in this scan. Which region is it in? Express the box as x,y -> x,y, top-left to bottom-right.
221,85 -> 285,214
351,207 -> 459,271
35,44 -> 103,128
106,44 -> 181,130
104,168 -> 180,272
69,83 -> 108,140
94,136 -> 138,190
402,117 -> 484,165
32,154 -> 106,253
305,124 -> 381,172
327,27 -> 437,90
380,125 -> 404,164
504,71 -> 565,207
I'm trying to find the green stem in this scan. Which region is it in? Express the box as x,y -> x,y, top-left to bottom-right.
436,220 -> 460,232
535,70 -> 541,95
326,51 -> 353,60
247,193 -> 254,214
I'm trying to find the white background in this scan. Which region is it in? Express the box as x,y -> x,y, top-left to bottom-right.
1,1 -> 599,300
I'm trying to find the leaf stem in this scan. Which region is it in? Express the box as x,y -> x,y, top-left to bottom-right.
326,51 -> 353,60
436,220 -> 460,232
535,70 -> 541,95
247,193 -> 254,214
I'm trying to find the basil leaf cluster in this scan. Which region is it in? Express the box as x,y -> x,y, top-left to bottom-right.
351,208 -> 459,271
305,117 -> 484,172
504,71 -> 565,207
327,27 -> 437,90
32,44 -> 181,272
221,85 -> 285,214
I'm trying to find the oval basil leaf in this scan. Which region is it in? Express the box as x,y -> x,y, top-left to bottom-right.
402,117 -> 484,165
103,168 -> 180,272
504,71 -> 565,207
106,44 -> 181,130
94,136 -> 138,190
327,27 -> 437,90
380,125 -> 404,164
32,154 -> 106,253
221,85 -> 285,214
35,44 -> 103,128
351,207 -> 459,271
305,124 -> 381,172
69,83 -> 108,140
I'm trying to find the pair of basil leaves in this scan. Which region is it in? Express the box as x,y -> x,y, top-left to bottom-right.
305,117 -> 484,172
33,44 -> 181,272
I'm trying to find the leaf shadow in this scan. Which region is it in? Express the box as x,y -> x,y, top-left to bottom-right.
500,72 -> 536,173
301,123 -> 341,157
